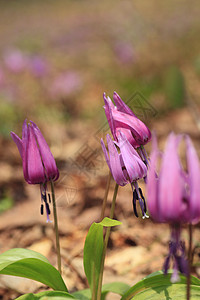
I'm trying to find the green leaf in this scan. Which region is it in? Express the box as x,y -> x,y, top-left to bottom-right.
99,217 -> 122,227
72,288 -> 91,300
132,284 -> 200,299
83,223 -> 104,298
83,218 -> 121,298
121,271 -> 200,300
0,248 -> 67,292
72,282 -> 130,300
83,218 -> 122,298
102,282 -> 130,297
15,291 -> 75,300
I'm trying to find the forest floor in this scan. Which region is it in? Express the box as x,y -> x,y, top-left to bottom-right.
0,105 -> 200,300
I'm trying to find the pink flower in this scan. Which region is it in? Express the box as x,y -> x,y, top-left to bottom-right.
29,56 -> 48,78
147,132 -> 200,281
101,132 -> 148,218
147,132 -> 200,224
103,92 -> 151,166
104,92 -> 151,147
4,49 -> 28,73
11,120 -> 59,222
50,71 -> 82,99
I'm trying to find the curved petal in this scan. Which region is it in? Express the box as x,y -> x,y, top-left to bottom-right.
25,124 -> 46,184
159,133 -> 184,222
118,132 -> 147,183
103,93 -> 117,140
30,121 -> 59,181
146,134 -> 160,222
116,127 -> 139,148
10,132 -> 23,158
186,135 -> 200,223
113,91 -> 137,117
22,119 -> 29,182
112,110 -> 151,146
106,134 -> 127,186
101,138 -> 111,170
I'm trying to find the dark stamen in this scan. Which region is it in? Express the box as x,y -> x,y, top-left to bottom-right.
139,188 -> 147,213
40,204 -> 44,215
48,193 -> 51,203
45,202 -> 51,215
132,189 -> 138,218
41,192 -> 47,202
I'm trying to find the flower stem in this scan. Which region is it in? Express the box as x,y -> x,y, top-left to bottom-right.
97,183 -> 119,300
50,179 -> 62,275
187,223 -> 193,300
100,171 -> 112,221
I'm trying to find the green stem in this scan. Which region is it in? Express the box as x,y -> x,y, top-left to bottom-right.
97,183 -> 119,300
50,179 -> 62,275
100,171 -> 112,221
187,223 -> 193,300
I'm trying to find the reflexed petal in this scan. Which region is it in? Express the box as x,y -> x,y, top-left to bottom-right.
159,133 -> 184,222
22,119 -> 29,182
30,121 -> 59,181
118,132 -> 147,183
25,124 -> 46,184
10,132 -> 22,158
113,91 -> 137,117
147,134 -> 160,221
103,93 -> 117,140
101,138 -> 111,169
106,134 -> 127,186
186,135 -> 200,223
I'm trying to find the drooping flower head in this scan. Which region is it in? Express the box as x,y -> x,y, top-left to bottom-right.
147,132 -> 200,281
103,92 -> 151,166
147,132 -> 200,224
101,132 -> 148,218
11,120 -> 59,222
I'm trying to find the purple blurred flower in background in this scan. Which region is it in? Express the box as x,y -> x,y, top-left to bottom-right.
147,132 -> 200,282
103,92 -> 151,166
50,71 -> 83,99
11,120 -> 59,222
101,132 -> 148,218
4,49 -> 28,73
114,42 -> 136,65
29,55 -> 48,78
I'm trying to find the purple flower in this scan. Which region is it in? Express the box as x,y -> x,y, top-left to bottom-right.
11,120 -> 59,222
50,71 -> 82,99
147,132 -> 200,281
101,132 -> 148,218
103,92 -> 151,166
4,49 -> 28,73
147,132 -> 200,223
29,56 -> 48,78
114,42 -> 137,65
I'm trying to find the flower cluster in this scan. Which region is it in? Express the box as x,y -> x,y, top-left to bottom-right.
101,92 -> 151,218
147,133 -> 200,282
10,92 -> 200,286
11,120 -> 59,222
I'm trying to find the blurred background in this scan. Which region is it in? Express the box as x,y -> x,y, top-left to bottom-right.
0,0 -> 200,299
